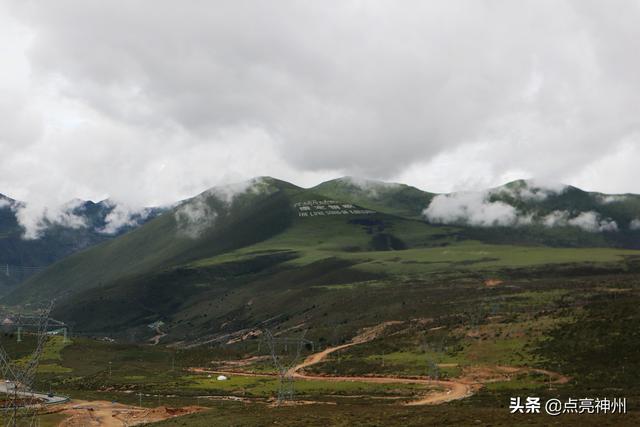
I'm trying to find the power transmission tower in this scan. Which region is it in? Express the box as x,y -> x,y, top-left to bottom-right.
0,265 -> 45,282
262,329 -> 313,404
0,301 -> 56,427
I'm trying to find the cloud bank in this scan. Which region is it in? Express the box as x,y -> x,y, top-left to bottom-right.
424,191 -> 532,228
10,198 -> 156,239
423,182 -> 619,232
1,1 -> 640,219
541,210 -> 618,232
97,201 -> 154,235
335,177 -> 402,199
14,200 -> 88,239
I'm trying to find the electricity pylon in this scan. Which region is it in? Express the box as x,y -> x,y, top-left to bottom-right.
1,301 -> 56,427
263,329 -> 313,404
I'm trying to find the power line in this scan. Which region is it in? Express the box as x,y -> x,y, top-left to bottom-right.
0,265 -> 46,281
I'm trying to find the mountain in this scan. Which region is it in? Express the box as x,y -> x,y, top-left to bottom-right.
0,194 -> 164,292
5,178 -> 301,303
312,177 -> 434,218
425,179 -> 640,248
6,176 -> 640,342
5,177 -> 455,332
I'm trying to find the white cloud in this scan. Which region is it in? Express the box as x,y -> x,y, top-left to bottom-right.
423,180 -> 571,228
542,210 -> 618,232
97,201 -> 152,235
337,176 -> 402,199
174,177 -> 274,238
202,177 -> 276,205
14,199 -> 87,239
493,179 -> 567,202
174,196 -> 217,239
542,210 -> 570,228
423,191 -> 532,227
424,190 -> 619,233
0,1 -> 640,206
568,211 -> 618,232
596,194 -> 627,204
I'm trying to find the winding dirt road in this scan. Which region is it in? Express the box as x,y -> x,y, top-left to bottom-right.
149,325 -> 167,345
283,323 -> 474,405
193,321 -> 569,406
194,322 -> 474,405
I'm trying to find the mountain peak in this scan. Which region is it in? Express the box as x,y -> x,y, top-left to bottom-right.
500,178 -> 570,193
253,176 -> 301,190
314,176 -> 407,192
312,176 -> 433,218
199,177 -> 300,200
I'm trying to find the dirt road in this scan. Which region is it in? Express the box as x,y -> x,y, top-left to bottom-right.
193,320 -> 568,407
149,326 -> 167,345
289,320 -> 403,375
193,321 -> 474,405
286,321 -> 474,405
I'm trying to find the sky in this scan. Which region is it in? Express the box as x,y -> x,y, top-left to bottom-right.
1,0 -> 640,215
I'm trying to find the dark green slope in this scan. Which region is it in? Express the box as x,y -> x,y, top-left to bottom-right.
5,178 -> 299,304
9,176 -> 446,306
7,177 -> 455,333
49,209 -> 451,334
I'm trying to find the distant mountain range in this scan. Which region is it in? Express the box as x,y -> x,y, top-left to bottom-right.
0,194 -> 165,290
4,176 -> 640,340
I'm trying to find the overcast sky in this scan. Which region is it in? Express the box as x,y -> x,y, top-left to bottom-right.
1,0 -> 640,210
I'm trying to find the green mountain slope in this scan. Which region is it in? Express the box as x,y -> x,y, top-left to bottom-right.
313,177 -> 434,218
47,216 -> 460,334
5,178 -> 298,304
6,176 -> 640,340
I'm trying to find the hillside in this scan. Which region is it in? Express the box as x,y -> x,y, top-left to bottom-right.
6,176 -> 640,342
312,177 -> 434,219
425,179 -> 640,248
4,178 -> 298,304
0,194 -> 163,292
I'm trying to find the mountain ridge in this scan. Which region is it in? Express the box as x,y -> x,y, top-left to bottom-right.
5,175 -> 640,337
0,194 -> 166,291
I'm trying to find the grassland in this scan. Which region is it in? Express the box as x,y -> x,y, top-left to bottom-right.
5,267 -> 640,427
149,400 -> 639,427
2,263 -> 633,426
193,213 -> 640,274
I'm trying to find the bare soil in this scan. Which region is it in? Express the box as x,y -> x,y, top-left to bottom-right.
51,400 -> 204,426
